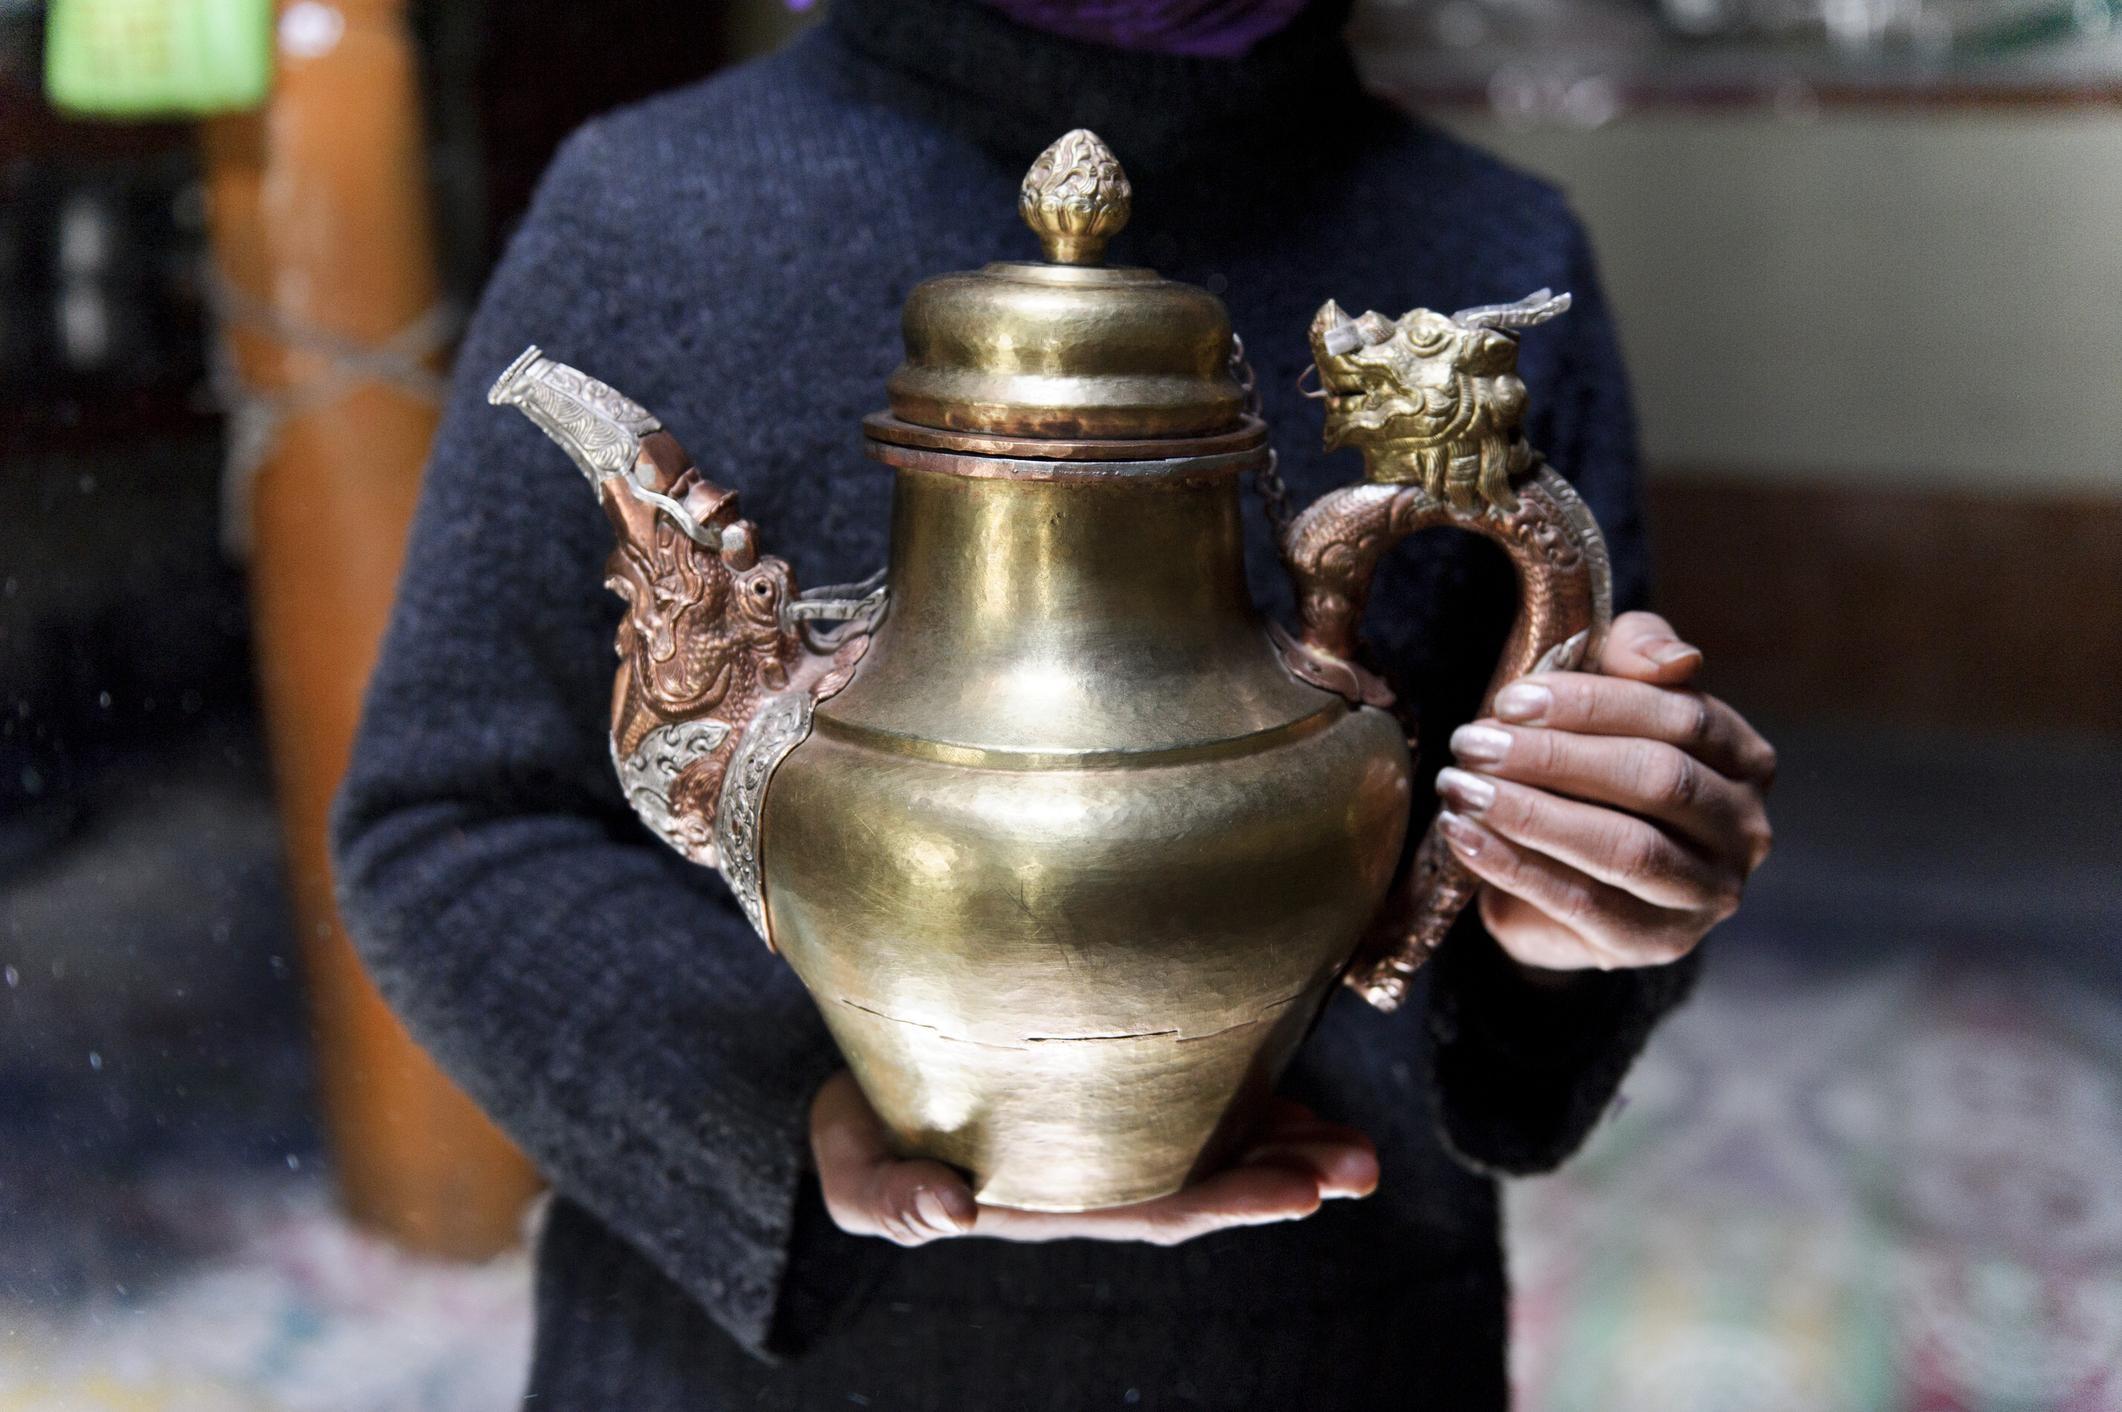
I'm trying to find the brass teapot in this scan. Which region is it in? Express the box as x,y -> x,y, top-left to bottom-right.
490,131 -> 1611,1211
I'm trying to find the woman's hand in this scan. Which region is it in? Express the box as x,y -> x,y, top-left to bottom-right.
1435,611 -> 1775,975
811,1070 -> 1378,1248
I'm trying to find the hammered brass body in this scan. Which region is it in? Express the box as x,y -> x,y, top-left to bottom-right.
763,466 -> 1412,1209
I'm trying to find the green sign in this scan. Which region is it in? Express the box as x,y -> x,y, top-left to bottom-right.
45,0 -> 275,119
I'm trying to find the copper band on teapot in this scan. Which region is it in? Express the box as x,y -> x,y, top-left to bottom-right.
862,412 -> 1269,482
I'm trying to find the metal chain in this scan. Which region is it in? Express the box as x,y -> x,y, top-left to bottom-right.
1230,334 -> 1294,536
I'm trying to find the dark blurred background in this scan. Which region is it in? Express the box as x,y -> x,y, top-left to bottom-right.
2,1 -> 2116,1408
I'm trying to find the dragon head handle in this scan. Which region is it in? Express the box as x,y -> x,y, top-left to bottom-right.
1279,289 -> 1610,1009
1306,289 -> 1571,512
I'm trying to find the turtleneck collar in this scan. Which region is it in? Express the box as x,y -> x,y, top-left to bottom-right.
823,0 -> 1363,175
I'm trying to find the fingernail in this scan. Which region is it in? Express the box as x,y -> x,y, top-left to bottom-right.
1324,1158 -> 1380,1200
1435,767 -> 1495,814
1437,811 -> 1485,858
1450,724 -> 1511,766
1492,682 -> 1551,723
913,1187 -> 968,1235
1647,639 -> 1702,667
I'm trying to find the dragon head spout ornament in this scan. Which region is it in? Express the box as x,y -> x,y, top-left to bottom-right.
1306,288 -> 1571,512
600,461 -> 798,744
489,347 -> 881,878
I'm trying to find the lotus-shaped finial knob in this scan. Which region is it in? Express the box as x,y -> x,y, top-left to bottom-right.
1019,129 -> 1131,266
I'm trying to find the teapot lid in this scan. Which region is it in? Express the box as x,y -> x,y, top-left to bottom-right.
875,130 -> 1251,453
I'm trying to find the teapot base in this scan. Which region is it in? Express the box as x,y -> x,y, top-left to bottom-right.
841,977 -> 1322,1214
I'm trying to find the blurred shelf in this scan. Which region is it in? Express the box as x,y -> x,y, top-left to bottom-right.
0,65 -> 192,165
0,388 -> 217,455
1354,14 -> 2122,116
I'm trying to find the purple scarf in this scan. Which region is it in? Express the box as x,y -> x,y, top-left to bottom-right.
977,1 -> 1314,59
784,0 -> 1314,60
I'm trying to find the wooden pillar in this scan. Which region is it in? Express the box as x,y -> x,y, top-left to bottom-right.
201,0 -> 541,1258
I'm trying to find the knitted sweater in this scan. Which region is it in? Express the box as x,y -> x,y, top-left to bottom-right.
330,1 -> 1698,1405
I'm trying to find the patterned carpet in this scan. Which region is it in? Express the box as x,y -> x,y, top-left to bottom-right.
0,1182 -> 531,1412
2,723 -> 2117,1410
1509,948 -> 2122,1411
1510,722 -> 2122,1412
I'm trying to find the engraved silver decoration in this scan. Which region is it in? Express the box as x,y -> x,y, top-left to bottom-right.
489,345 -> 661,480
488,347 -> 726,547
612,717 -> 733,867
713,691 -> 817,947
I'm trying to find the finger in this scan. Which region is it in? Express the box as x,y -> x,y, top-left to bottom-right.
1236,1136 -> 1380,1199
1438,811 -> 1701,968
1436,766 -> 1735,914
1246,1115 -> 1378,1152
1231,1099 -> 1379,1196
1448,722 -> 1772,868
811,1072 -> 976,1245
1230,1095 -> 1375,1197
859,1157 -> 980,1246
1598,611 -> 1704,686
972,1162 -> 1324,1246
1478,887 -> 1620,972
1131,1161 -> 1328,1244
809,1070 -> 893,1174
1250,1096 -> 1371,1148
1490,675 -> 1777,786
1250,1095 -> 1328,1135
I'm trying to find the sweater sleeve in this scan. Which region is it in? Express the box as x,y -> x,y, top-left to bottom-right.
1417,220 -> 1703,1175
329,126 -> 839,1357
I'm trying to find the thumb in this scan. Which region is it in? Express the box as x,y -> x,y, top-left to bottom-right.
811,1070 -> 978,1245
863,1159 -> 979,1247
1599,610 -> 1703,685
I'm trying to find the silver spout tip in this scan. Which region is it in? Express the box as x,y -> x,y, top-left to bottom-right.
489,345 -> 546,406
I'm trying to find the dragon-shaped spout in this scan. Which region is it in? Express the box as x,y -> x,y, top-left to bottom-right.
489,348 -> 884,941
1307,289 -> 1571,513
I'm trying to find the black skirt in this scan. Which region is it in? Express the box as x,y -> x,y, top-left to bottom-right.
525,1182 -> 1509,1412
